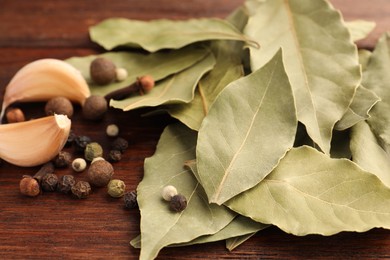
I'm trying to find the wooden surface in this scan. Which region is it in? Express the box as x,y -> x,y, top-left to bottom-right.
0,0 -> 390,259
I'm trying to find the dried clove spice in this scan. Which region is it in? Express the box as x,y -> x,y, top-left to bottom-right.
104,75 -> 155,101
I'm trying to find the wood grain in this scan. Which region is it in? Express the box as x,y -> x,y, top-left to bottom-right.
0,1 -> 390,259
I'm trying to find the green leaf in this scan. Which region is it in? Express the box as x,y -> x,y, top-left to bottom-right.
164,7 -> 247,130
363,33 -> 390,149
137,123 -> 236,260
66,46 -> 209,97
166,53 -> 243,130
90,18 -> 258,52
173,215 -> 268,248
358,49 -> 372,71
335,85 -> 380,131
227,146 -> 390,236
110,53 -> 216,111
225,232 -> 257,251
345,20 -> 376,42
350,121 -> 390,187
245,0 -> 361,153
196,50 -> 297,205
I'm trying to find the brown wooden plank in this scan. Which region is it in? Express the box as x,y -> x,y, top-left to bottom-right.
0,0 -> 389,48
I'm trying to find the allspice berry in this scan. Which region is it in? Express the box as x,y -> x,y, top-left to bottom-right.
6,107 -> 25,123
90,57 -> 116,85
87,160 -> 114,187
82,95 -> 108,120
45,97 -> 74,118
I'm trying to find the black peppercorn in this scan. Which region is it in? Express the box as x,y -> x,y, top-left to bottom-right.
111,137 -> 128,153
74,135 -> 92,153
57,175 -> 76,194
124,191 -> 138,209
41,173 -> 58,192
169,194 -> 187,212
108,150 -> 122,162
71,181 -> 92,199
65,130 -> 77,147
53,151 -> 72,168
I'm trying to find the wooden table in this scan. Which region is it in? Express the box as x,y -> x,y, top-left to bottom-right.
1,0 -> 390,259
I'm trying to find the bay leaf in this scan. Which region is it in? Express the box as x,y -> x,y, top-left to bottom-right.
358,49 -> 372,71
173,215 -> 268,248
363,33 -> 390,149
350,121 -> 390,187
225,232 -> 257,251
167,59 -> 243,130
196,50 -> 297,205
130,235 -> 141,249
66,46 -> 209,97
334,85 -> 380,131
345,20 -> 376,42
245,0 -> 361,154
137,123 -> 236,260
227,146 -> 390,236
165,6 -> 247,130
89,18 -> 258,52
110,53 -> 216,111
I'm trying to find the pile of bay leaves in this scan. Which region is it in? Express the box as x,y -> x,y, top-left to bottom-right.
66,0 -> 390,259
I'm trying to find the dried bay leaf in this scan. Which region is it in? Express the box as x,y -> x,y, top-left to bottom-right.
165,6 -> 247,130
173,215 -> 268,248
345,20 -> 376,42
66,46 -> 209,97
227,146 -> 390,236
167,52 -> 243,130
110,53 -> 216,111
335,85 -> 380,131
363,33 -> 390,149
137,123 -> 236,260
196,50 -> 297,205
245,0 -> 361,154
358,49 -> 372,71
90,18 -> 258,52
350,121 -> 390,187
225,232 -> 257,251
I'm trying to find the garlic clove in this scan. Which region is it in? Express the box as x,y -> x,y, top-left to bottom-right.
0,114 -> 71,167
0,58 -> 90,120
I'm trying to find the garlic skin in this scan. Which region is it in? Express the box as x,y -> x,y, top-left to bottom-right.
0,59 -> 90,120
0,114 -> 71,167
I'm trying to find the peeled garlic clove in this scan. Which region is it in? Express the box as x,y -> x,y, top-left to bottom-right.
0,114 -> 71,167
0,58 -> 90,120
